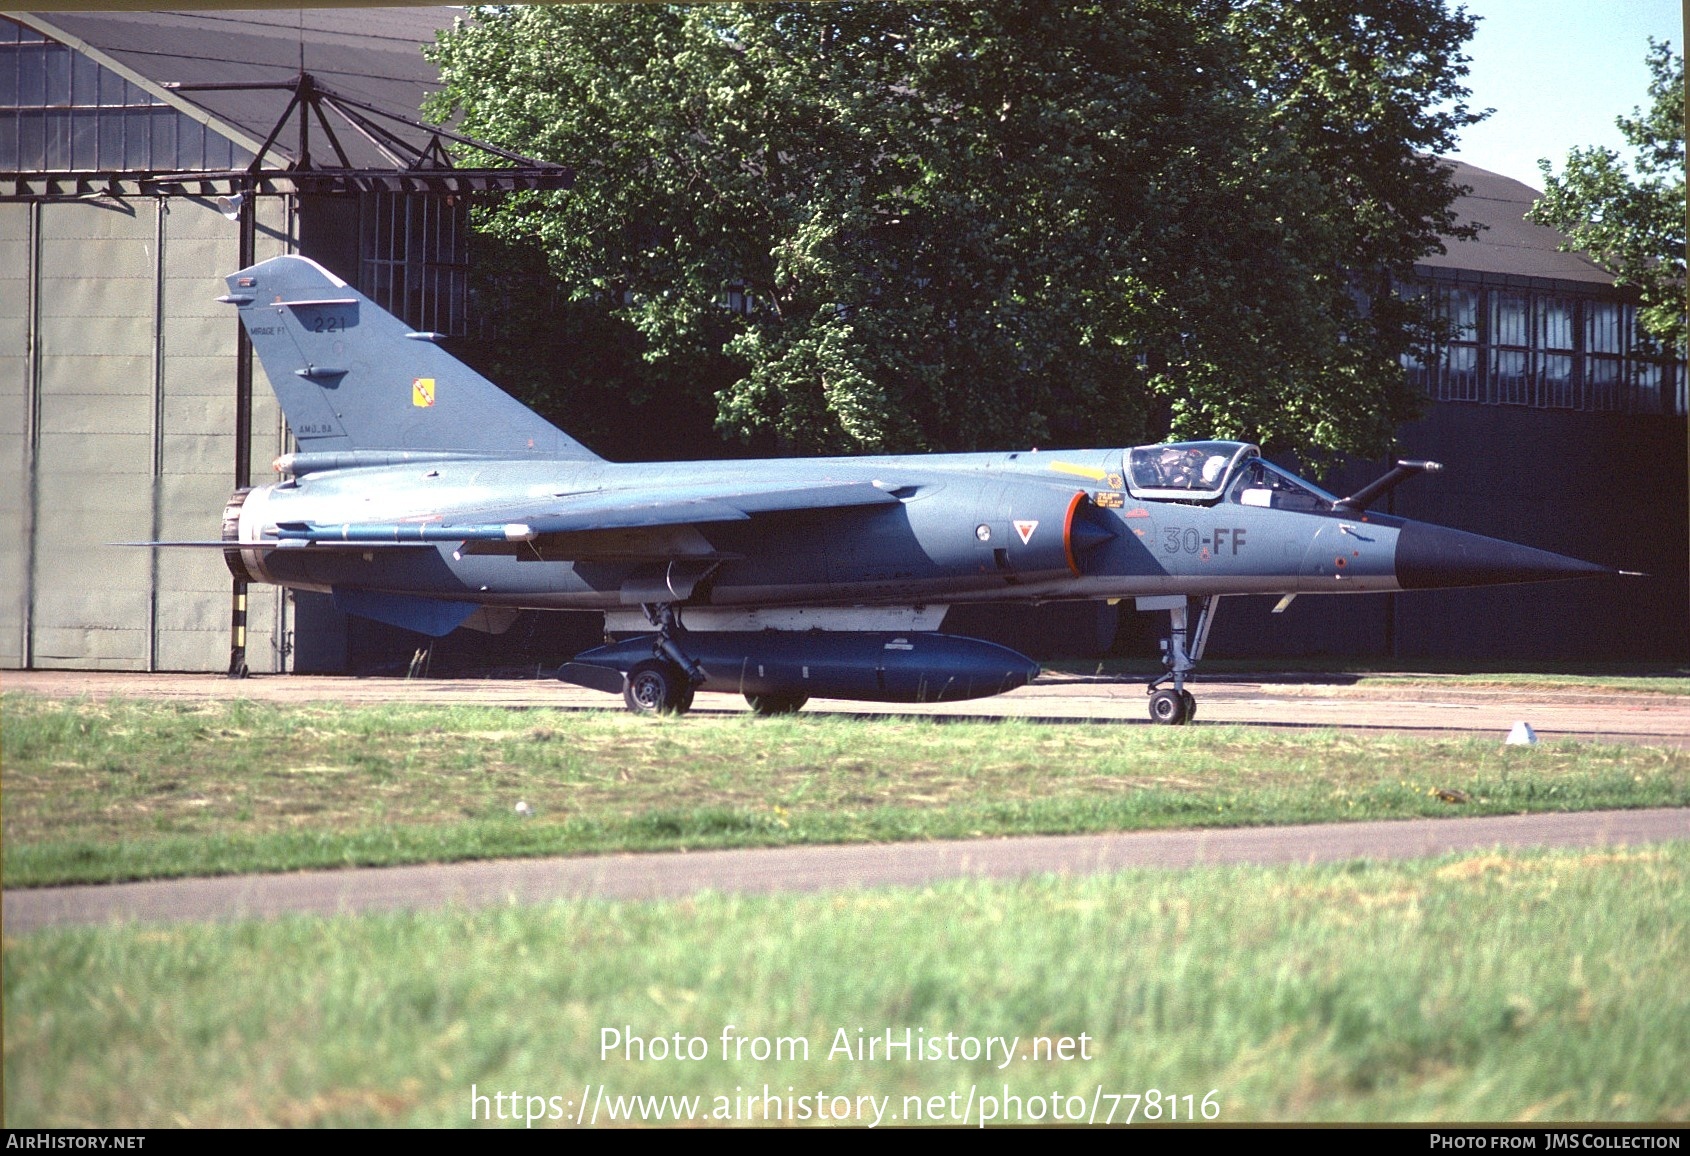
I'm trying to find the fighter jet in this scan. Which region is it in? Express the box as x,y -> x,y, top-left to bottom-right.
161,255 -> 1622,723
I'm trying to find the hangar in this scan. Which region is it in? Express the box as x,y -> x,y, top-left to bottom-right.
1204,162 -> 1688,663
0,7 -> 567,673
2,8 -> 1683,674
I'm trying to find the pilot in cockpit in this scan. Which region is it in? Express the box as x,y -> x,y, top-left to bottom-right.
1156,447 -> 1204,487
1154,447 -> 1231,490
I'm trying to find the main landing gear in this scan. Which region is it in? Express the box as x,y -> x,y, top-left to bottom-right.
603,604 -> 811,719
1139,595 -> 1220,726
623,658 -> 696,715
621,604 -> 706,716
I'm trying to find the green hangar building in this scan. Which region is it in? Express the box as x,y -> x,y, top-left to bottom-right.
2,8 -> 1683,674
1,7 -> 564,674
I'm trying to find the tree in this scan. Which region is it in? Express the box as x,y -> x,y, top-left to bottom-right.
426,2 -> 1482,460
1528,40 -> 1686,359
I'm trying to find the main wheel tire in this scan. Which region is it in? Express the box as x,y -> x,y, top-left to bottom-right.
1180,689 -> 1197,722
1148,687 -> 1190,725
745,693 -> 808,716
624,659 -> 691,716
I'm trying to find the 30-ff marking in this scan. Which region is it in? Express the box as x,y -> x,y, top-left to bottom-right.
1163,527 -> 1247,554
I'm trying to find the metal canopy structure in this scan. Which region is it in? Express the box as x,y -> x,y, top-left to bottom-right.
158,71 -> 572,197
2,8 -> 573,198
5,69 -> 572,199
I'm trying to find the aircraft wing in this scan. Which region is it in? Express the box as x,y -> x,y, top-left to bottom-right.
229,479 -> 904,560
515,479 -> 902,535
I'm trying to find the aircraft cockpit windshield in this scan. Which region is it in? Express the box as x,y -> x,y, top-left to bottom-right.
1124,441 -> 1257,502
1227,460 -> 1337,511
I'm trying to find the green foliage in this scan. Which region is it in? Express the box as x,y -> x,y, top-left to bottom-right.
426,2 -> 1481,459
1529,40 -> 1687,358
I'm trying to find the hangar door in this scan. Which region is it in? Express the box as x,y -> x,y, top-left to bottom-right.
0,196 -> 289,671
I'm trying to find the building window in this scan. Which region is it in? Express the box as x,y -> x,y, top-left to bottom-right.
1536,296 -> 1576,409
359,191 -> 470,337
0,17 -> 249,173
1408,279 -> 1684,417
1585,300 -> 1627,411
1416,285 -> 1480,404
1487,291 -> 1530,406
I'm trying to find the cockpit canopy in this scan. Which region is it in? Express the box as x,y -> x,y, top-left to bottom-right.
1124,441 -> 1258,502
1124,441 -> 1338,509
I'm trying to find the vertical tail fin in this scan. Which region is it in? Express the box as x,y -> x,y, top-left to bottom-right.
222,255 -> 599,460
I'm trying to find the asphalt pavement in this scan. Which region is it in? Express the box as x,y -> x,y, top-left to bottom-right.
5,808 -> 1686,933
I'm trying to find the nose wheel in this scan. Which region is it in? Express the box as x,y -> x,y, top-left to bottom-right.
1148,688 -> 1186,724
1147,688 -> 1198,725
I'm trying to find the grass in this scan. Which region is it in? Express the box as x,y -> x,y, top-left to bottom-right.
4,693 -> 1688,887
4,845 -> 1686,1126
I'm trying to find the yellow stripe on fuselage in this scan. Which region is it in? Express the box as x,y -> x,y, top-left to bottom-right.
1047,460 -> 1109,481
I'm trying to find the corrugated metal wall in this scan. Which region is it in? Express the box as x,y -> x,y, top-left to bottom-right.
0,202 -> 29,669
0,194 -> 289,671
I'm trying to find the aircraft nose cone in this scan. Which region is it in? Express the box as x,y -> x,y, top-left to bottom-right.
1394,521 -> 1614,590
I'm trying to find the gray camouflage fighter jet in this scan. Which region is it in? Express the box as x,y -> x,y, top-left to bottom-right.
156,255 -> 1624,723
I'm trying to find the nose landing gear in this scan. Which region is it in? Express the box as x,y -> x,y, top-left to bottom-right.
1148,687 -> 1192,724
1139,595 -> 1220,726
